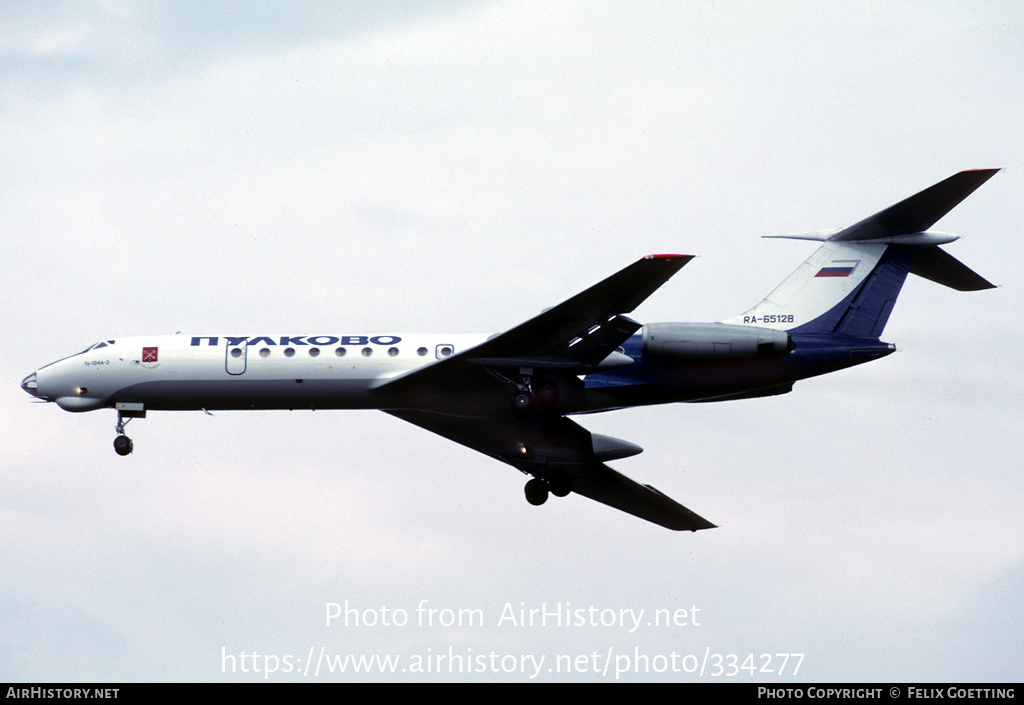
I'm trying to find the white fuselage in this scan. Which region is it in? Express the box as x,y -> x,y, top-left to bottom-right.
27,333 -> 489,412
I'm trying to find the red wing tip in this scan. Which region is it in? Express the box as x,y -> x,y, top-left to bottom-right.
644,253 -> 693,260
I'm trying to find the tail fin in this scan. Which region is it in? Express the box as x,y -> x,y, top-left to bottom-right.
723,170 -> 998,337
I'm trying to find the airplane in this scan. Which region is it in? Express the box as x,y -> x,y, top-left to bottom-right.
21,169 -> 998,531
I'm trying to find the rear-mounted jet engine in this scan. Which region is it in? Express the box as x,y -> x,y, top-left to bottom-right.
641,323 -> 792,362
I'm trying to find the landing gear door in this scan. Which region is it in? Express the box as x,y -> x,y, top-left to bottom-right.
226,340 -> 248,375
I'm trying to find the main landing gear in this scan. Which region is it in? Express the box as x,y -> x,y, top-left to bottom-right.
523,469 -> 573,506
502,369 -> 571,505
508,372 -> 560,419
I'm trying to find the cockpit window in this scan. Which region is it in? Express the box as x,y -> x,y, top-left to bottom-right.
78,340 -> 117,354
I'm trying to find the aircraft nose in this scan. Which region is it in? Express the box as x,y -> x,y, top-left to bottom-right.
21,372 -> 40,398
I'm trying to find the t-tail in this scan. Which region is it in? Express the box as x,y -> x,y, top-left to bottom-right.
721,169 -> 998,339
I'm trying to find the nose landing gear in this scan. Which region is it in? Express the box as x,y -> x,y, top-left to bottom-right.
113,433 -> 133,456
112,403 -> 145,456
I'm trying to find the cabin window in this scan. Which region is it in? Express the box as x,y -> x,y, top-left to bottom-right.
388,347 -> 399,357
361,347 -> 373,357
309,348 -> 320,357
417,347 -> 428,357
259,348 -> 270,358
335,347 -> 346,357
284,348 -> 295,357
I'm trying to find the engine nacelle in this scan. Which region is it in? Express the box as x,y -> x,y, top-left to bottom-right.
641,323 -> 792,362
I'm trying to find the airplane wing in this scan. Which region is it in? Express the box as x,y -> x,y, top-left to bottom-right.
373,254 -> 713,531
386,410 -> 716,532
372,254 -> 693,395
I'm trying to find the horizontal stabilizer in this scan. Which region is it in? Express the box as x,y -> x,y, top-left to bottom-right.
910,245 -> 996,291
831,169 -> 999,242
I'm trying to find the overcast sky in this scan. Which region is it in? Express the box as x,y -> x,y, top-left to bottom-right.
2,1 -> 1022,682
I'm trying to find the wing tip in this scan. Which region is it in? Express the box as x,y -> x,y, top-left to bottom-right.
676,516 -> 718,532
955,167 -> 1001,186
